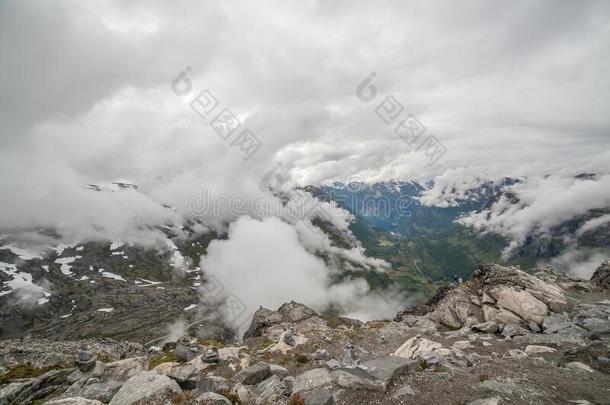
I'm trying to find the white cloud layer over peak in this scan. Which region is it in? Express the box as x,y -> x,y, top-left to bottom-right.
458,174 -> 610,253
1,0 -> 609,243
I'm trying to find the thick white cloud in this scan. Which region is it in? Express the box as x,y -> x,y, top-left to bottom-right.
458,174 -> 610,253
201,217 -> 330,316
200,216 -> 403,331
0,0 -> 609,245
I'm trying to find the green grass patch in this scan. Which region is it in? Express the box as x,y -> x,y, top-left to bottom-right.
148,350 -> 181,369
0,363 -> 68,384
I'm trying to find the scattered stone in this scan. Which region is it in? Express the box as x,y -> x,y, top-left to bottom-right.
326,359 -> 340,369
76,351 -> 97,372
479,380 -> 521,395
505,349 -> 528,359
218,346 -> 243,361
162,342 -> 177,351
269,363 -> 289,379
314,348 -> 330,360
393,336 -> 442,359
103,357 -> 148,382
471,322 -> 499,334
565,362 -> 595,373
0,368 -> 73,404
525,345 -> 556,354
418,351 -> 443,368
302,388 -> 334,405
204,347 -> 220,363
284,328 -> 296,346
292,368 -> 332,393
529,321 -> 542,333
174,337 -> 205,362
168,357 -> 210,389
193,391 -> 231,404
197,375 -> 229,394
542,314 -> 582,335
283,376 -> 296,396
342,343 -> 355,367
152,361 -> 177,376
108,371 -> 183,405
231,382 -> 255,403
452,340 -> 474,350
467,397 -> 501,405
330,367 -> 385,392
392,385 -> 415,398
61,379 -> 123,403
234,361 -> 271,385
501,323 -> 529,338
580,317 -> 610,334
362,356 -> 415,383
597,356 -> 610,364
46,398 -> 104,405
67,361 -> 105,384
250,375 -> 286,403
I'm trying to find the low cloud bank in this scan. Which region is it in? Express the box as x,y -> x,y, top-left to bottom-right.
200,216 -> 410,335
457,174 -> 610,254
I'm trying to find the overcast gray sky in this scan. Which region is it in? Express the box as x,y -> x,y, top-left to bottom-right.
1,0 -> 609,240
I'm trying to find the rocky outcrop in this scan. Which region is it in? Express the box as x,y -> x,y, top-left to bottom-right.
591,259 -> 610,289
1,261 -> 609,404
244,301 -> 317,339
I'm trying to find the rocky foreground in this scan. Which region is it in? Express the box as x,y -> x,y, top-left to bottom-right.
1,261 -> 610,404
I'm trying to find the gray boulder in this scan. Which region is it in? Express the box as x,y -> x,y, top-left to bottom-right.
108,371 -> 183,405
174,339 -> 205,362
302,388 -> 335,405
0,368 -> 73,404
489,286 -> 548,325
166,356 -> 210,390
234,361 -> 271,385
330,367 -> 385,392
67,361 -> 105,384
417,351 -> 443,368
251,375 -> 286,404
61,379 -> 123,403
362,356 -> 415,383
198,375 -> 229,393
471,321 -> 499,334
501,323 -> 529,338
269,364 -> 289,379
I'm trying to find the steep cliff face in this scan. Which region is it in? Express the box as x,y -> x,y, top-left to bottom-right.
1,261 -> 609,404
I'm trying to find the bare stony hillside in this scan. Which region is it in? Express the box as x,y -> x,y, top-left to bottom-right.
1,260 -> 609,404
